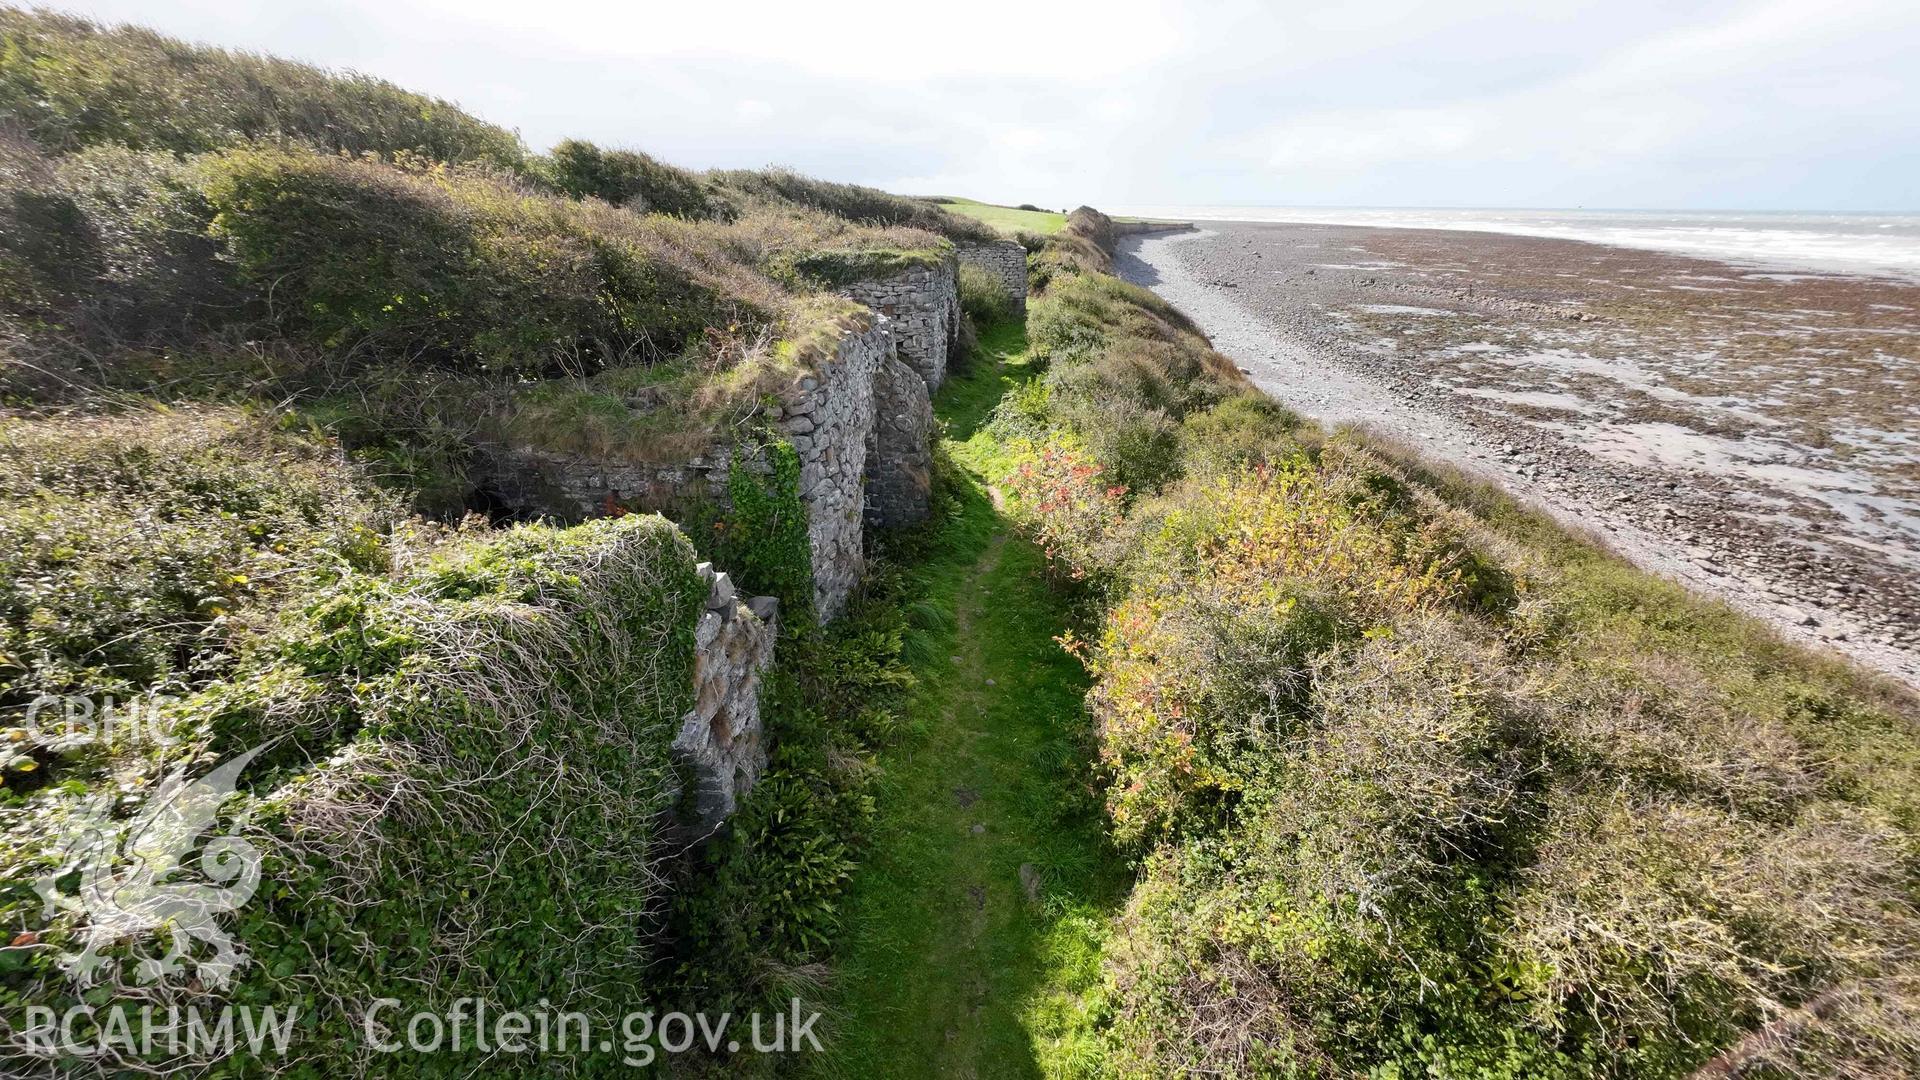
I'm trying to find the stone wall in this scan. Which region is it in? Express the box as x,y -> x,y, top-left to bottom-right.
774,319 -> 889,619
956,240 -> 1029,317
485,319 -> 891,621
669,563 -> 778,838
841,254 -> 959,391
483,441 -> 736,523
864,351 -> 934,529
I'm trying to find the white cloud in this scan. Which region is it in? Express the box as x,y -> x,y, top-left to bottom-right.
398,0 -> 1192,79
1260,109 -> 1482,170
56,0 -> 1920,209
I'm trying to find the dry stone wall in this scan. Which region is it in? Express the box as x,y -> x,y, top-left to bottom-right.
473,290 -> 958,837
484,311 -> 937,622
484,442 -> 737,523
475,286 -> 959,838
864,351 -> 934,529
773,319 -> 889,618
957,240 -> 1029,317
669,563 -> 778,838
485,320 -> 892,621
841,255 -> 959,391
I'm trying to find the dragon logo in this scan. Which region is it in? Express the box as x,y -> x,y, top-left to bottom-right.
30,743 -> 273,989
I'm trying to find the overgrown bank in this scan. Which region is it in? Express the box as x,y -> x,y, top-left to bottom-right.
0,10 -> 978,1075
959,207 -> 1920,1077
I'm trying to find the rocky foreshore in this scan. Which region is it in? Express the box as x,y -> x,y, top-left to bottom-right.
1119,221 -> 1920,688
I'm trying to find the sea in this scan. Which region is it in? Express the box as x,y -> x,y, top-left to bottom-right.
1106,206 -> 1920,282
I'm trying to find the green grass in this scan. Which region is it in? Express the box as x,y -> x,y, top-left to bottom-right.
810,323 -> 1125,1077
933,198 -> 1068,236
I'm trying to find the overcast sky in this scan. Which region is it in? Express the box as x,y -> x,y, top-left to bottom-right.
54,0 -> 1920,211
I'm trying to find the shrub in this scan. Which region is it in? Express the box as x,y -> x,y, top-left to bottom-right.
0,130 -> 96,331
986,215 -> 1920,1074
0,9 -> 524,165
1002,438 -> 1128,582
536,138 -> 727,218
2,513 -> 710,1076
1063,393 -> 1184,495
709,167 -> 997,242
1090,584 -> 1346,847
1179,393 -> 1300,477
0,135 -> 246,380
1092,616 -> 1920,1077
1504,791 -> 1916,1064
53,145 -> 236,336
200,147 -> 783,375
1085,467 -> 1485,848
1007,272 -> 1250,497
0,408 -> 399,716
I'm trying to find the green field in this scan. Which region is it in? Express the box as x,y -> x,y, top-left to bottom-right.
933,197 -> 1068,235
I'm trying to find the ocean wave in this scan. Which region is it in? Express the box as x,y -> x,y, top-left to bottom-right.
1109,205 -> 1920,281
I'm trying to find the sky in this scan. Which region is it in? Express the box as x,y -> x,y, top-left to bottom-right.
53,0 -> 1920,211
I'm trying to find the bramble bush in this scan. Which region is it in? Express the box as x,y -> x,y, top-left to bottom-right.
1001,438 -> 1127,582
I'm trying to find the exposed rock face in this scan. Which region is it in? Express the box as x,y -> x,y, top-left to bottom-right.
669,562 -> 778,838
775,319 -> 889,619
841,254 -> 960,390
865,350 -> 934,529
957,240 -> 1029,317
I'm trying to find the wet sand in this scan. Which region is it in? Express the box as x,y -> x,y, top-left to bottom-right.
1118,222 -> 1920,688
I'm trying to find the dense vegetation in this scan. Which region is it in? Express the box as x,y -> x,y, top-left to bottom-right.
0,405 -> 741,1079
965,207 -> 1920,1077
0,10 -> 949,1075
0,9 -> 525,165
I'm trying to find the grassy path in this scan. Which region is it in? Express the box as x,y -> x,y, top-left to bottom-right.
810,326 -> 1122,1078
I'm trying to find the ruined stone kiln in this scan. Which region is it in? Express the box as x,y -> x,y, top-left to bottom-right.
480,263 -> 970,830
